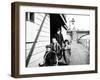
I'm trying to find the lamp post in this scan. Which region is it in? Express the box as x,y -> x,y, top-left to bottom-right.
69,18 -> 75,30
70,18 -> 77,41
71,18 -> 75,25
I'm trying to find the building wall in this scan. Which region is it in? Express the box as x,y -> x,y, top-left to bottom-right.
26,13 -> 50,67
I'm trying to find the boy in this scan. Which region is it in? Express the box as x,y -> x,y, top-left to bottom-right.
52,38 -> 62,61
39,44 -> 57,66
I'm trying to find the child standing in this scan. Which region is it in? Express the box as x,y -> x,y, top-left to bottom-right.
63,39 -> 71,65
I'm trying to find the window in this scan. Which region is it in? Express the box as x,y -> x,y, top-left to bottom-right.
26,12 -> 34,22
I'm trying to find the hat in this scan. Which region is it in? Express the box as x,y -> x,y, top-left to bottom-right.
46,44 -> 52,48
57,28 -> 61,31
64,39 -> 69,44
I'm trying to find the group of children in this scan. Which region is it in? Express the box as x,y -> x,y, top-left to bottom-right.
39,38 -> 71,67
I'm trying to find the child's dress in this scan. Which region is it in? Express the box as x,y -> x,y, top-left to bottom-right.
63,44 -> 71,64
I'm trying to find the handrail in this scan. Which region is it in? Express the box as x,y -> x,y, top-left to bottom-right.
77,33 -> 89,42
26,40 -> 49,44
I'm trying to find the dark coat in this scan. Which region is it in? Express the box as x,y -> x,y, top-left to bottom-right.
44,51 -> 57,66
54,33 -> 64,47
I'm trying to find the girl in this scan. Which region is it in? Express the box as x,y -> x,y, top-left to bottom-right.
63,39 -> 71,65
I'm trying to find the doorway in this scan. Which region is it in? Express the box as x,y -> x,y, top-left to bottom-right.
50,14 -> 65,42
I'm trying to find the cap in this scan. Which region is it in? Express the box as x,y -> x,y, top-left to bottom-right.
46,44 -> 52,48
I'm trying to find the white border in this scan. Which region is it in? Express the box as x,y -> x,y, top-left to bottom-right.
19,6 -> 95,74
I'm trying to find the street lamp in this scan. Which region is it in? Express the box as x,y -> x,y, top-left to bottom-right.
69,18 -> 75,30
71,18 -> 75,25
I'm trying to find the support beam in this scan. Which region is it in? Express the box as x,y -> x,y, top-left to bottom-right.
60,14 -> 68,30
26,14 -> 47,67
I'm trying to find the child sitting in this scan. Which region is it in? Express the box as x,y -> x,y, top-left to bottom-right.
39,44 -> 57,66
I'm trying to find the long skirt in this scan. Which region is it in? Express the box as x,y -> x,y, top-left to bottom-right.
63,50 -> 70,65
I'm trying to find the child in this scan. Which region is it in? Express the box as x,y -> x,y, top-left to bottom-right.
39,44 -> 57,66
63,39 -> 71,65
52,38 -> 62,61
